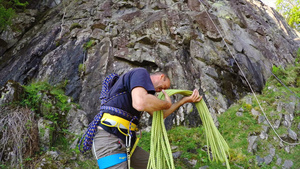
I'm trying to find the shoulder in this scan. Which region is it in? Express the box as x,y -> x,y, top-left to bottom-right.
127,67 -> 150,77
131,67 -> 148,73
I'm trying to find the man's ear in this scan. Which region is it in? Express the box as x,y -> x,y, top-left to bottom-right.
160,74 -> 165,81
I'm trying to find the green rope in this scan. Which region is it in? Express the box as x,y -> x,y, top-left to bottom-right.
147,89 -> 230,169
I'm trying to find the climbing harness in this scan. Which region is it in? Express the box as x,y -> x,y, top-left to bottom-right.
100,113 -> 139,135
197,0 -> 300,146
78,73 -> 142,169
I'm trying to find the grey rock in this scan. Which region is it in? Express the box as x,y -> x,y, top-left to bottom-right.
259,131 -> 268,140
287,128 -> 298,141
245,96 -> 252,105
276,157 -> 282,165
258,115 -> 265,124
0,81 -> 24,106
282,120 -> 291,128
279,141 -> 284,148
188,159 -> 197,167
277,102 -> 284,112
172,151 -> 182,159
270,147 -> 275,157
236,111 -> 243,116
262,125 -> 270,133
274,119 -> 281,129
286,102 -> 295,115
46,151 -> 59,160
247,136 -> 259,154
256,155 -> 265,166
282,160 -> 293,169
238,108 -> 244,112
284,146 -> 290,153
38,118 -> 54,150
283,114 -> 292,127
264,154 -> 273,165
199,166 -> 209,169
251,109 -> 260,117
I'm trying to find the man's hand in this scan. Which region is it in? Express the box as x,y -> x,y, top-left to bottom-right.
185,89 -> 202,103
162,89 -> 202,119
161,89 -> 172,105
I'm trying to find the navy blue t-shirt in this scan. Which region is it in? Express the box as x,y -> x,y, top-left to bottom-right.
102,67 -> 155,123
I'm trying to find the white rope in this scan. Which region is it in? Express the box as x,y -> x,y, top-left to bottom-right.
197,0 -> 300,146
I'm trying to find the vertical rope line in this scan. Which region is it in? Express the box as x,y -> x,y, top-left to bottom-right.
197,0 -> 300,146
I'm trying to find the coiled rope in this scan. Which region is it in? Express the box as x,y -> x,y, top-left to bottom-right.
148,89 -> 230,169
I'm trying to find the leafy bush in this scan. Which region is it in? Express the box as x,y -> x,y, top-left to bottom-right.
20,81 -> 73,130
0,0 -> 28,31
83,39 -> 96,50
0,3 -> 15,30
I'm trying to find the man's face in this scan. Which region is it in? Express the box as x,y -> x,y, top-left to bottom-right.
151,74 -> 171,92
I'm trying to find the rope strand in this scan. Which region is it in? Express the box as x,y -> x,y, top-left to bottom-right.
197,0 -> 300,146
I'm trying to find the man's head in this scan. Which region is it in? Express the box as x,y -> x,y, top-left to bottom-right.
150,71 -> 171,92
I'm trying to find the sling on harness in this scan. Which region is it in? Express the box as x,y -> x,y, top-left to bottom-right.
97,153 -> 127,169
78,73 -> 141,169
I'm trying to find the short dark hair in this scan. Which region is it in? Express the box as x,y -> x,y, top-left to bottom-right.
150,71 -> 169,81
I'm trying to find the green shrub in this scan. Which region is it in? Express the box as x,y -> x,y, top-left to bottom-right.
0,0 -> 28,30
20,81 -> 73,130
83,39 -> 96,50
0,4 -> 15,30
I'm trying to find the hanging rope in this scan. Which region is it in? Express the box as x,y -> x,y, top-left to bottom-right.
197,0 -> 300,146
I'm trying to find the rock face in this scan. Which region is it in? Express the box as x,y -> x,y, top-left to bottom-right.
0,0 -> 299,128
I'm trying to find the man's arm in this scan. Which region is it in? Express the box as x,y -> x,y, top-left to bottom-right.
132,87 -> 172,115
163,89 -> 202,119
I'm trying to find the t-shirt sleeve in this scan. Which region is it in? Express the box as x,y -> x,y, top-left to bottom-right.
129,68 -> 155,94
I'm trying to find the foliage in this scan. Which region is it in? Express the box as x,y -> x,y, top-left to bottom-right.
270,62 -> 300,88
20,81 -> 73,132
78,63 -> 86,72
275,0 -> 300,31
296,47 -> 300,65
70,23 -> 82,31
83,39 -> 96,50
0,3 -> 15,31
0,0 -> 28,31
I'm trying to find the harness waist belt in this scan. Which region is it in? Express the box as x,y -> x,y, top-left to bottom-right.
101,113 -> 138,132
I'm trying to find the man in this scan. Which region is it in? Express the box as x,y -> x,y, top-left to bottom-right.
91,67 -> 202,169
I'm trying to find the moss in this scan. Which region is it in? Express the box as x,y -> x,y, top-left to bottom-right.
78,63 -> 85,73
69,23 -> 82,31
83,39 -> 96,50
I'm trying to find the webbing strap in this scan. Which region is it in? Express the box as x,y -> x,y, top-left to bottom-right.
97,153 -> 127,169
130,137 -> 140,157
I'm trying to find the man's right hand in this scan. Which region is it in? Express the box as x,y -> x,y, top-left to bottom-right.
161,89 -> 172,106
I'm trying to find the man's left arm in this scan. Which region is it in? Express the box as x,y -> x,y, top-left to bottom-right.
163,89 -> 202,119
